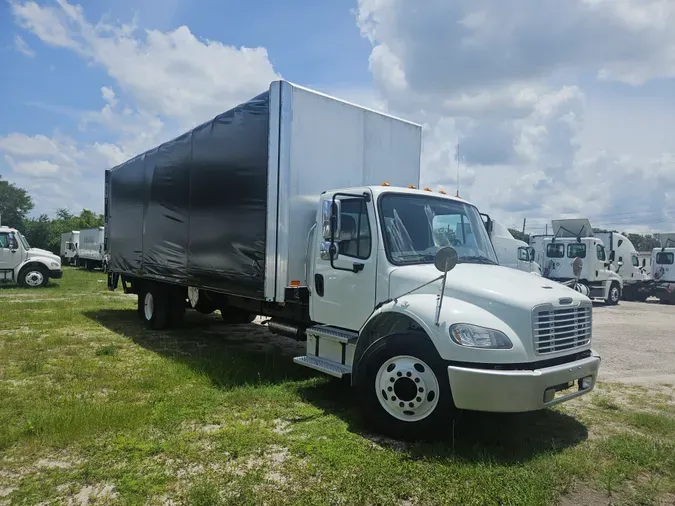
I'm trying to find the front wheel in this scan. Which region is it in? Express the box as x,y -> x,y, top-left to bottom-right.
608,282 -> 621,306
354,333 -> 455,441
19,266 -> 49,288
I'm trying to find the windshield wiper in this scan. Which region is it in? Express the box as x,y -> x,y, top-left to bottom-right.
460,255 -> 498,265
394,253 -> 436,264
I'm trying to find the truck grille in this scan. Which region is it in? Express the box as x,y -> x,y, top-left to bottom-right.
533,305 -> 592,355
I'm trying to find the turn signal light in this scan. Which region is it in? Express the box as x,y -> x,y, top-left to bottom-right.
423,187 -> 432,192
382,182 -> 390,186
289,280 -> 301,287
439,189 -> 447,194
408,184 -> 416,189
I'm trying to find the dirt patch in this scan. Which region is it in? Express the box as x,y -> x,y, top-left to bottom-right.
557,484 -> 611,506
37,459 -> 73,470
70,484 -> 117,505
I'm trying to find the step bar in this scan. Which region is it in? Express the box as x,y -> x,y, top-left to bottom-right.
293,355 -> 351,378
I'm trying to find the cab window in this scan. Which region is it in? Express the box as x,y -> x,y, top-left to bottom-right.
567,243 -> 586,258
338,199 -> 371,259
656,252 -> 674,265
631,256 -> 639,267
546,243 -> 564,258
0,233 -> 9,249
596,244 -> 606,261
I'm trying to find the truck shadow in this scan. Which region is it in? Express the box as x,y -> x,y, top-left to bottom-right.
85,309 -> 589,464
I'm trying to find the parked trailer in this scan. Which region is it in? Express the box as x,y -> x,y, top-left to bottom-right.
531,219 -> 623,305
60,231 -> 80,266
78,227 -> 105,270
106,80 -> 600,440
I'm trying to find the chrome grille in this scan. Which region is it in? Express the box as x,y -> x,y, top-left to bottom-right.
533,305 -> 592,354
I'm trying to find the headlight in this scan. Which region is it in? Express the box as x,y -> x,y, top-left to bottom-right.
449,324 -> 513,349
50,262 -> 59,269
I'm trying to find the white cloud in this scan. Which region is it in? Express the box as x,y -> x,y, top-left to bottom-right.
5,0 -> 282,216
14,34 -> 35,57
356,0 -> 675,233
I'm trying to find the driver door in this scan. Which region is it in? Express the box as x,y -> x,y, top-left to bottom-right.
310,197 -> 378,331
0,232 -> 15,280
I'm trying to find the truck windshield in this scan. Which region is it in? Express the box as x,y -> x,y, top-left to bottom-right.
17,233 -> 30,250
379,194 -> 498,266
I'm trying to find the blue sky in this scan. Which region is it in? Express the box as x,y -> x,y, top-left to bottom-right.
1,0 -> 674,233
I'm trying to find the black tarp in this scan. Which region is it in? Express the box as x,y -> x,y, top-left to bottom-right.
107,91 -> 270,299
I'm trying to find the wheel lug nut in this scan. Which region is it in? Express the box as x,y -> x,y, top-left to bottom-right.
387,386 -> 392,392
414,378 -> 420,383
416,397 -> 422,402
406,372 -> 411,377
397,372 -> 402,377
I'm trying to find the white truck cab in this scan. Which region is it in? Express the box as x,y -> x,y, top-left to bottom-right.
534,219 -> 623,305
489,220 -> 541,275
302,186 -> 600,438
0,226 -> 63,287
652,241 -> 675,304
596,231 -> 652,302
60,230 -> 80,266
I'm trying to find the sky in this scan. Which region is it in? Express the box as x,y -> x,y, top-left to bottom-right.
1,0 -> 674,235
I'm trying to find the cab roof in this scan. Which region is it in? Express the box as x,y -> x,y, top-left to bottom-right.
329,184 -> 475,207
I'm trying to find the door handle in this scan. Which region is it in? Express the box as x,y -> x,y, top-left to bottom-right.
352,263 -> 364,273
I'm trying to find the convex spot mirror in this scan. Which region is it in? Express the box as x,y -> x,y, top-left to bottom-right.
322,199 -> 342,240
434,247 -> 458,273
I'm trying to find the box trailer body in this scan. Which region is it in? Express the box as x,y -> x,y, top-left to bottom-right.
106,81 -> 422,300
106,81 -> 600,440
60,231 -> 79,265
78,227 -> 105,270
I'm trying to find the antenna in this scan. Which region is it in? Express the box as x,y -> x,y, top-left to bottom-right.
456,140 -> 460,197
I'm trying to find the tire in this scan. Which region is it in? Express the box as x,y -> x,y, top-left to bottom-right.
18,265 -> 49,288
188,287 -> 216,314
141,286 -> 169,330
167,289 -> 186,326
607,282 -> 621,305
221,307 -> 255,324
354,333 -> 455,441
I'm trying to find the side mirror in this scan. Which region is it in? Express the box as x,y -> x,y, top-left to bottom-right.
434,247 -> 458,273
528,247 -> 535,262
517,246 -> 529,262
617,261 -> 624,267
609,250 -> 615,262
642,258 -> 647,267
322,199 -> 341,240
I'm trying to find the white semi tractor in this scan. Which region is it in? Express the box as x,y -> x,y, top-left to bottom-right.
105,81 -> 600,439
531,219 -> 623,305
60,230 -> 80,266
651,237 -> 675,304
489,221 -> 541,275
0,225 -> 63,287
595,231 -> 652,302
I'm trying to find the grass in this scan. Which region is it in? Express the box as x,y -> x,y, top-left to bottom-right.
0,269 -> 674,505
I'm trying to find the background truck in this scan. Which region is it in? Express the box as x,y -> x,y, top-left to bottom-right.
595,231 -> 652,302
0,225 -> 63,287
531,219 -> 623,305
60,230 -> 79,266
106,80 -> 600,439
489,220 -> 541,275
78,227 -> 105,270
651,240 -> 675,304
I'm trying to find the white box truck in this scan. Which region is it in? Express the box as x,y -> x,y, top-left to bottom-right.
78,227 -> 105,270
60,230 -> 79,266
106,81 -> 600,440
531,219 -> 623,305
0,225 -> 63,287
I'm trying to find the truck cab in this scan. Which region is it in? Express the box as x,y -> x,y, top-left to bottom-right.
298,186 -> 600,438
596,231 -> 652,301
651,243 -> 675,304
488,220 -> 541,275
60,230 -> 79,266
0,226 -> 63,287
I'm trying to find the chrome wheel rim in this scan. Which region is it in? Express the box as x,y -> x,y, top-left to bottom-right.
25,270 -> 44,287
375,355 -> 439,422
144,292 -> 154,320
610,287 -> 619,303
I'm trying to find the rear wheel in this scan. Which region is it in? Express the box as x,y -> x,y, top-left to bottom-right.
355,333 -> 454,441
142,286 -> 169,329
187,287 -> 216,314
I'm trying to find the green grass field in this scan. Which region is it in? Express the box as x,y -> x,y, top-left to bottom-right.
1,269 -> 674,505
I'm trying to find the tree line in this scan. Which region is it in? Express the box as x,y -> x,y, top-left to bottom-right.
0,175 -> 103,254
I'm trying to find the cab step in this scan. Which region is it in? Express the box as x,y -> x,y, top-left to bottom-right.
293,355 -> 352,378
306,325 -> 358,343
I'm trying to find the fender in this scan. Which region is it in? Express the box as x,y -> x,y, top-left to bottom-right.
15,258 -> 52,277
354,293 -> 529,379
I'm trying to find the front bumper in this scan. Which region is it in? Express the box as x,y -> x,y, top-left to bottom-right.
49,269 -> 63,279
448,351 -> 601,412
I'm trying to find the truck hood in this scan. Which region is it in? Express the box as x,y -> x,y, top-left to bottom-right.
27,248 -> 60,263
388,263 -> 588,311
